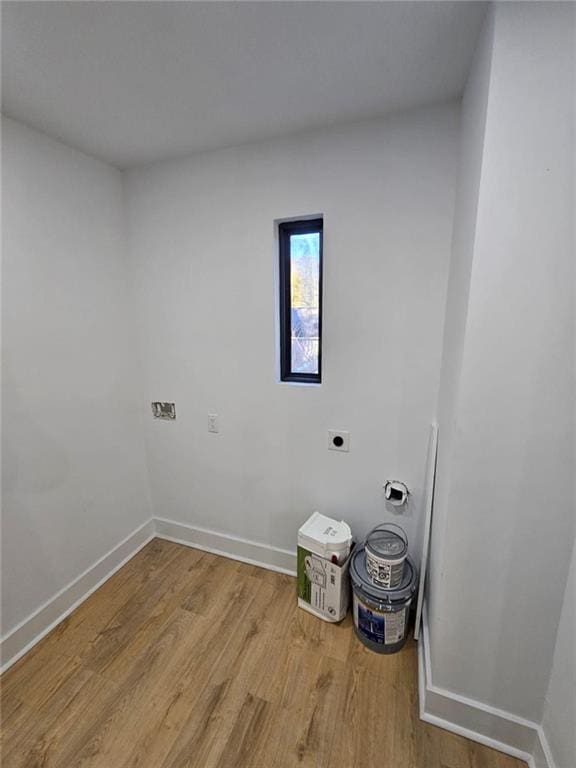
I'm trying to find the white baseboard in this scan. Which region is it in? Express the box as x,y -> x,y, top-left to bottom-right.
154,517 -> 297,576
0,519 -> 155,673
0,517 -> 297,674
530,728 -> 557,768
418,603 -> 553,768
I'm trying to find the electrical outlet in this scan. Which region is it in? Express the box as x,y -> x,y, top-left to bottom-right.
328,430 -> 350,452
208,413 -> 219,433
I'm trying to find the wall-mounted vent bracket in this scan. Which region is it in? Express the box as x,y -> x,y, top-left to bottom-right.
152,402 -> 176,420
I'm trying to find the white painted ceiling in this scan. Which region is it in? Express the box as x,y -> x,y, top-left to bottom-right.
2,1 -> 486,168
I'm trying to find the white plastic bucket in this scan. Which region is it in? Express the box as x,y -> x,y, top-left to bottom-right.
364,523 -> 408,588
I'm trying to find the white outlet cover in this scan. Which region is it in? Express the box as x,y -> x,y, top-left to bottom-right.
328,430 -> 350,452
208,413 -> 219,433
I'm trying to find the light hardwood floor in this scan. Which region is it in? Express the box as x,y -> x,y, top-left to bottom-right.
1,539 -> 526,768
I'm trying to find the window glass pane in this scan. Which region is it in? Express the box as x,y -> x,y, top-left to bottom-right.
290,232 -> 320,374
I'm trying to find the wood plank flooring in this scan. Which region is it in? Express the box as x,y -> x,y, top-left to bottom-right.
1,539 -> 526,767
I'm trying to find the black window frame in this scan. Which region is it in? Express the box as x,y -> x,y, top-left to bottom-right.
278,218 -> 323,384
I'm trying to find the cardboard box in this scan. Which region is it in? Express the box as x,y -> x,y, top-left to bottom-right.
297,544 -> 353,622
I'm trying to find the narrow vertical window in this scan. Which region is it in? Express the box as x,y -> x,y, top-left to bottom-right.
279,218 -> 323,383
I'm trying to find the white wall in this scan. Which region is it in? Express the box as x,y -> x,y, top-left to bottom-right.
543,542 -> 575,768
1,117 -> 152,636
125,104 -> 459,558
429,1 -> 575,725
429,6 -> 494,622
2,13 -> 574,761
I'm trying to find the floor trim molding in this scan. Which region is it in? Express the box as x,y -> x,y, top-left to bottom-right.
0,519 -> 156,673
154,517 -> 297,576
0,517 -> 297,673
418,603 -> 552,768
531,727 -> 557,768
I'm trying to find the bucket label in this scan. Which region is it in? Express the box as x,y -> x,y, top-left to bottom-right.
356,603 -> 406,645
384,607 -> 406,645
366,556 -> 404,588
357,604 -> 385,644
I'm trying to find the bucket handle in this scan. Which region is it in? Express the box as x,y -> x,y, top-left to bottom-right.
365,522 -> 408,548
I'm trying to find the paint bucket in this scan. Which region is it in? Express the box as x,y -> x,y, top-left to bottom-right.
350,546 -> 417,654
364,523 -> 408,588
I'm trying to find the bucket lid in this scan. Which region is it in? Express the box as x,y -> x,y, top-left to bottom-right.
365,523 -> 408,561
350,546 -> 417,604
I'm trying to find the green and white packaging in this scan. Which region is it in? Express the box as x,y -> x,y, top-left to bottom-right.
297,512 -> 353,623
